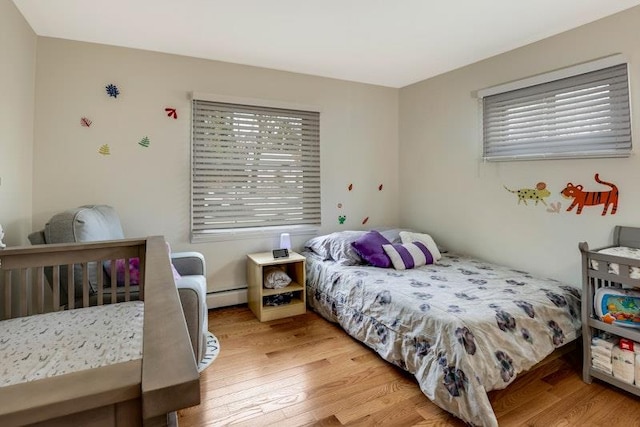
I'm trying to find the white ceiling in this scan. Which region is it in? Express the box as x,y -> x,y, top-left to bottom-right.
12,0 -> 640,88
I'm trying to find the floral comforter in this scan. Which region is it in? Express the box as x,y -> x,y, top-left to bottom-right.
304,252 -> 581,427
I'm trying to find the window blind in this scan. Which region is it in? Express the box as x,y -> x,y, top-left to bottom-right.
191,100 -> 320,238
482,63 -> 632,161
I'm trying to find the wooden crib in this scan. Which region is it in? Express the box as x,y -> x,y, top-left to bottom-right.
0,236 -> 200,426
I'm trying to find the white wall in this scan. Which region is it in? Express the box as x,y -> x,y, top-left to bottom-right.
29,3 -> 639,296
33,38 -> 399,296
0,0 -> 35,246
399,6 -> 640,286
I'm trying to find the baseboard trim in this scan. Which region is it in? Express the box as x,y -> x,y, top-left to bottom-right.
206,288 -> 248,308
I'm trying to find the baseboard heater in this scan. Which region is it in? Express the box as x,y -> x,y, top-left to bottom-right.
206,287 -> 248,309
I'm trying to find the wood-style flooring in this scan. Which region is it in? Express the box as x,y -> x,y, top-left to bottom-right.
178,306 -> 640,426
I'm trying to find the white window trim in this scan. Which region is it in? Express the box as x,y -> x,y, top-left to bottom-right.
190,92 -> 321,116
476,54 -> 627,99
191,224 -> 320,243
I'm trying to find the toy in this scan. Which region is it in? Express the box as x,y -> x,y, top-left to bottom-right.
595,287 -> 640,328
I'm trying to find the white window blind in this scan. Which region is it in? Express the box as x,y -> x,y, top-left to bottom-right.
482,62 -> 632,161
191,99 -> 320,239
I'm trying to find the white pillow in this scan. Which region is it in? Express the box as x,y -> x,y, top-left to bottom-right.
382,242 -> 435,270
399,231 -> 442,262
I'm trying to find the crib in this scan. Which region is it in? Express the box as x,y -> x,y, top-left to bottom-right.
580,225 -> 640,397
0,236 -> 200,426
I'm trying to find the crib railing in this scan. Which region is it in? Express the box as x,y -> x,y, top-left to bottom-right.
0,238 -> 147,319
0,236 -> 200,425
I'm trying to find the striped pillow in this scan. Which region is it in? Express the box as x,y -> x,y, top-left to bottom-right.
382,242 -> 434,270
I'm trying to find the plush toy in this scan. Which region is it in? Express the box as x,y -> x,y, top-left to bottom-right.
0,224 -> 6,248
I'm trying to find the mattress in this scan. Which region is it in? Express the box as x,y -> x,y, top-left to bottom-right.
0,301 -> 144,388
305,251 -> 581,427
590,246 -> 640,279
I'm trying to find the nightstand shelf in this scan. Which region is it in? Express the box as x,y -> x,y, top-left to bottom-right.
246,251 -> 306,322
262,282 -> 305,296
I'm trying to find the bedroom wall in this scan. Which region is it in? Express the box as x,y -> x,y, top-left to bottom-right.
32,38 -> 399,302
0,0 -> 36,247
399,6 -> 640,287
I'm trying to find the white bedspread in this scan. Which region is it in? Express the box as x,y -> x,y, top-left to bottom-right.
0,301 -> 144,388
590,246 -> 640,279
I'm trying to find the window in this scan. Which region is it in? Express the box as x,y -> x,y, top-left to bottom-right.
191,97 -> 320,241
480,56 -> 632,161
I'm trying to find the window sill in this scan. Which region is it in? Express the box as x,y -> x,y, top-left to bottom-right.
190,225 -> 319,244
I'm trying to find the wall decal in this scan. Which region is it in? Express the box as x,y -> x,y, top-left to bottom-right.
105,84 -> 120,98
337,203 -> 343,209
98,144 -> 111,155
348,183 -> 353,191
362,217 -> 369,225
139,136 -> 150,148
80,117 -> 92,127
546,202 -> 562,214
165,107 -> 178,119
378,184 -> 383,191
504,182 -> 550,206
338,215 -> 346,225
561,173 -> 618,216
0,224 -> 5,249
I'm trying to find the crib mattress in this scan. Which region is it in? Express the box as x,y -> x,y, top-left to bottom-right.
0,301 -> 144,388
590,246 -> 640,279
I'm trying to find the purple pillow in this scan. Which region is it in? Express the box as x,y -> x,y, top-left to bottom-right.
105,257 -> 182,285
351,230 -> 392,268
104,258 -> 140,285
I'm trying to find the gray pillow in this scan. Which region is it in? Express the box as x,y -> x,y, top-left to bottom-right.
328,231 -> 367,265
304,235 -> 333,260
304,231 -> 367,265
379,228 -> 410,244
43,205 -> 125,301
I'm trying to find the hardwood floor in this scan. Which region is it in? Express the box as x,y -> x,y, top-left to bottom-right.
178,306 -> 640,426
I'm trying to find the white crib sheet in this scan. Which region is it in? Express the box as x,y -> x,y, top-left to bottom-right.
590,246 -> 640,279
0,301 -> 143,388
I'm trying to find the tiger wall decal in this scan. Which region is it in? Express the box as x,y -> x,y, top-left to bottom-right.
560,173 -> 618,216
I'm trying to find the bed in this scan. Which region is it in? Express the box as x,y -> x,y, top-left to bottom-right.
303,229 -> 581,427
0,236 -> 200,426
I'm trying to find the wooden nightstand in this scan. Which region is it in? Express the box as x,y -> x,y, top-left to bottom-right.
246,251 -> 306,322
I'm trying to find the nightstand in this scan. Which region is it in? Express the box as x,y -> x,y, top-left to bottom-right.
246,251 -> 306,322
